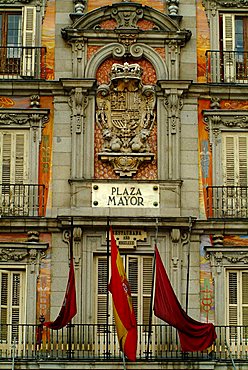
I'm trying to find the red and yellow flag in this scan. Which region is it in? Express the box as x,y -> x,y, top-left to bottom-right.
108,227 -> 137,361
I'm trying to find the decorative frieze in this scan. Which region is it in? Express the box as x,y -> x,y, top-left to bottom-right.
205,246 -> 248,274
96,62 -> 156,177
203,110 -> 248,145
0,242 -> 48,263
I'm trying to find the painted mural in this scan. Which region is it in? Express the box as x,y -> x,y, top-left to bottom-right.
196,0 -> 210,83
87,0 -> 165,13
200,235 -> 215,323
41,0 -> 55,80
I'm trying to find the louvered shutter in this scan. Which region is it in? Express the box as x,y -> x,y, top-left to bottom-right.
21,6 -> 36,77
223,133 -> 248,186
0,131 -> 28,184
223,133 -> 248,215
142,257 -> 153,326
127,257 -> 138,320
126,255 -> 153,325
223,14 -> 236,82
96,257 -> 108,327
0,270 -> 23,343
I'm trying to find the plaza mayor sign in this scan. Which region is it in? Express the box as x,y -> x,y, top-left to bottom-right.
92,183 -> 159,208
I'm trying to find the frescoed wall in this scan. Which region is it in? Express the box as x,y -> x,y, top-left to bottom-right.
196,0 -> 210,83
200,235 -> 215,323
87,0 -> 165,13
41,0 -> 55,80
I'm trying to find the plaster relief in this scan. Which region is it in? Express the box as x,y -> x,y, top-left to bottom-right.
96,62 -> 155,177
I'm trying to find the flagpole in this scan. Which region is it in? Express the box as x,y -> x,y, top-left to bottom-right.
185,216 -> 192,314
146,218 -> 158,360
106,217 -> 110,359
122,351 -> 127,370
68,216 -> 74,360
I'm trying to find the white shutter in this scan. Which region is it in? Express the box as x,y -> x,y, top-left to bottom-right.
223,14 -> 236,82
22,6 -> 36,77
0,131 -> 28,185
0,270 -> 24,344
96,257 -> 108,326
222,133 -> 248,216
223,133 -> 248,186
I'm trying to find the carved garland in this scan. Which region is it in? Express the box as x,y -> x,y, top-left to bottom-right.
203,0 -> 248,9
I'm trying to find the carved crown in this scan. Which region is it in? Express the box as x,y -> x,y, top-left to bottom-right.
110,62 -> 143,81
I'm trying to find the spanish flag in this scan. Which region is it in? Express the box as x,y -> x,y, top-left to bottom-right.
108,227 -> 137,361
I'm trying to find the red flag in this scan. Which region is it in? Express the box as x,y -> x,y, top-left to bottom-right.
108,227 -> 137,361
154,246 -> 217,352
44,259 -> 77,330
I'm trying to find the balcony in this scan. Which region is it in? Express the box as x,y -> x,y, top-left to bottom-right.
0,324 -> 247,362
0,184 -> 45,217
206,50 -> 248,83
0,46 -> 47,80
206,186 -> 248,219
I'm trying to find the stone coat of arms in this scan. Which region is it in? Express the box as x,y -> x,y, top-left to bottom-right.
96,62 -> 156,177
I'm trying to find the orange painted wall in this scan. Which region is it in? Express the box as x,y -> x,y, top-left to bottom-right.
87,0 -> 165,13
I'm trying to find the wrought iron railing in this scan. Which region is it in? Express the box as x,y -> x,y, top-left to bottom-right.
0,184 -> 45,217
206,186 -> 248,219
0,46 -> 47,79
206,50 -> 248,83
0,324 -> 248,362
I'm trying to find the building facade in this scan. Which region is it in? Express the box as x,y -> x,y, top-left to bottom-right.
0,0 -> 248,369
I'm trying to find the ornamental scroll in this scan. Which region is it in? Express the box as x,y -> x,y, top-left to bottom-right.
96,62 -> 156,177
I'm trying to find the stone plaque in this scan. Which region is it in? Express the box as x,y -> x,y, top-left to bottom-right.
92,183 -> 159,208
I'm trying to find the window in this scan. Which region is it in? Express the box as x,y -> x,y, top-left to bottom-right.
0,269 -> 25,347
96,254 -> 153,355
0,7 -> 36,76
96,254 -> 153,326
0,130 -> 29,215
222,132 -> 248,217
227,270 -> 248,340
220,14 -> 248,81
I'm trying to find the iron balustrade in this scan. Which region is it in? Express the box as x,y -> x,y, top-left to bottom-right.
0,183 -> 45,217
206,50 -> 248,83
206,186 -> 248,219
0,323 -> 248,362
0,46 -> 47,79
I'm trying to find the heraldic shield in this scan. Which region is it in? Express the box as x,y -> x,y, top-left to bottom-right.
96,62 -> 156,177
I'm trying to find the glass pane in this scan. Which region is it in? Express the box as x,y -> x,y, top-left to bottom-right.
7,14 -> 22,46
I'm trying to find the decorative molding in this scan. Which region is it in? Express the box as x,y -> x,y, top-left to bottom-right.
166,0 -> 180,15
205,246 -> 248,274
68,87 -> 89,134
96,62 -> 155,177
203,110 -> 248,146
111,6 -> 143,29
164,91 -> 183,134
0,242 -> 48,263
